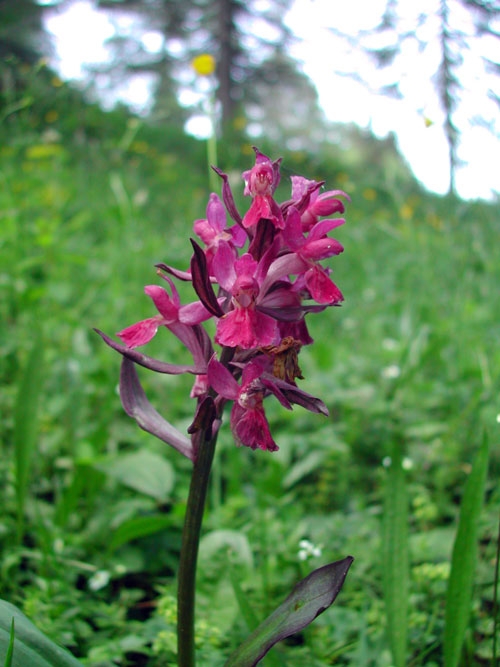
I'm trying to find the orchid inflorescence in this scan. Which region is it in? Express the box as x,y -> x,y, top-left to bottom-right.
96,148 -> 349,459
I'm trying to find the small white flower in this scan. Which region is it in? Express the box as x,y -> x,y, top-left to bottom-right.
496,413 -> 500,424
297,539 -> 322,561
382,456 -> 392,468
88,570 -> 110,592
53,538 -> 64,555
402,457 -> 414,470
382,338 -> 398,351
381,365 -> 401,379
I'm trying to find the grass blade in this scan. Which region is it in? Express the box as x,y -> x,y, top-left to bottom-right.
443,434 -> 490,667
382,442 -> 409,667
14,338 -> 44,542
4,618 -> 14,667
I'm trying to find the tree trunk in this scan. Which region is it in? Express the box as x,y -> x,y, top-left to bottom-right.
216,0 -> 237,131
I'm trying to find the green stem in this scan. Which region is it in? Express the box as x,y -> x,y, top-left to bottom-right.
177,431 -> 218,667
207,93 -> 218,193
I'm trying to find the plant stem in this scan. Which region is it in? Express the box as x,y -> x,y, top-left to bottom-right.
177,431 -> 218,667
207,92 -> 218,193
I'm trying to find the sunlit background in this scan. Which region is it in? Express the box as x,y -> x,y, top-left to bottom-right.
41,0 -> 500,200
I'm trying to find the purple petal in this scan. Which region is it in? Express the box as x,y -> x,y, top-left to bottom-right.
207,356 -> 240,400
145,284 -> 179,321
212,240 -> 237,292
260,376 -> 293,410
215,307 -> 279,350
264,374 -> 329,415
260,254 -> 309,295
240,355 -> 270,385
305,267 -> 344,304
301,238 -> 344,261
307,217 -> 345,241
178,300 -> 215,325
206,192 -> 227,232
117,317 -> 161,348
231,402 -> 279,452
282,206 -> 304,251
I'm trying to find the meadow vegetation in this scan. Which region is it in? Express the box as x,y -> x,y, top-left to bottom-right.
1,58 -> 498,666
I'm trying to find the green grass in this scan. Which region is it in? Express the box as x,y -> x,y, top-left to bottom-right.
1,58 -> 499,666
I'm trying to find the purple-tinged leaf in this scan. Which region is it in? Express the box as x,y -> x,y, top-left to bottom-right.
94,329 -> 204,375
190,239 -> 224,317
225,557 -> 353,667
119,357 -> 193,460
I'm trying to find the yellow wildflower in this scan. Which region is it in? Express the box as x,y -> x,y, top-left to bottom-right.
192,54 -> 216,76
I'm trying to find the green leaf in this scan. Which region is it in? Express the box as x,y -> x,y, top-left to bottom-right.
14,338 -> 44,540
0,601 -> 82,667
199,530 -> 254,569
225,556 -> 353,667
382,444 -> 409,667
4,618 -> 14,667
108,513 -> 173,552
282,450 -> 324,489
228,563 -> 260,632
444,434 -> 490,667
95,449 -> 175,502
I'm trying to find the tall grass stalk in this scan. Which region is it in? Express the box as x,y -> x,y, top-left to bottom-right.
3,619 -> 14,667
382,441 -> 409,667
14,337 -> 44,543
493,513 -> 500,666
443,434 -> 490,667
206,94 -> 218,193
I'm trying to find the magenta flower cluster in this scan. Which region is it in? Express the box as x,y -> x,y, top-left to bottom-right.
97,148 -> 348,458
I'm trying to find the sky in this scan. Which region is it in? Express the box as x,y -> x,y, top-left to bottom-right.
44,0 -> 500,200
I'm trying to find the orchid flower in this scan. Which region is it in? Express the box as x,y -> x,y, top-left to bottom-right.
100,146 -> 348,456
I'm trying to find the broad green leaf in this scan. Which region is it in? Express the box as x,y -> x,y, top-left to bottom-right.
14,338 -> 44,540
108,513 -> 173,552
225,556 -> 353,667
0,601 -> 82,667
282,450 -> 324,489
199,530 -> 253,569
382,444 -> 409,667
444,435 -> 489,667
95,449 -> 175,502
228,563 -> 260,632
